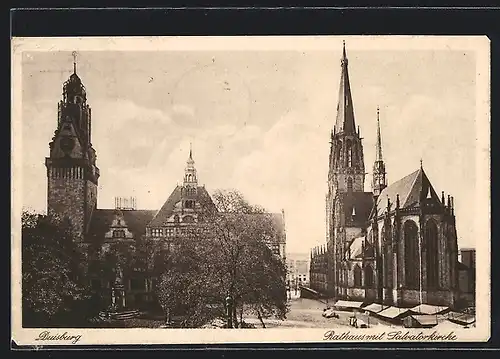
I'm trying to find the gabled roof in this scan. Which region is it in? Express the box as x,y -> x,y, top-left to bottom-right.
86,209 -> 156,243
147,185 -> 217,227
374,167 -> 443,217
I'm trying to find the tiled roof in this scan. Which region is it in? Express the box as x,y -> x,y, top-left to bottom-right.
374,167 -> 443,217
147,185 -> 217,227
86,209 -> 156,243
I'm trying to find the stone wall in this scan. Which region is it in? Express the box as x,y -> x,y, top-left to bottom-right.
48,174 -> 86,241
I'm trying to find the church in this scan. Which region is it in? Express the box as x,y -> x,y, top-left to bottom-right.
310,43 -> 462,308
44,58 -> 287,311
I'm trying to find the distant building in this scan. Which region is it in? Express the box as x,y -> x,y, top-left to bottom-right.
287,253 -> 310,287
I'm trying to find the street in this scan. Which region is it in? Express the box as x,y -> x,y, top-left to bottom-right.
244,295 -> 390,329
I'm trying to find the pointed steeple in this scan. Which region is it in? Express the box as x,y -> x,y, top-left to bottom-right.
372,106 -> 387,197
183,143 -> 198,187
335,41 -> 356,134
375,106 -> 383,162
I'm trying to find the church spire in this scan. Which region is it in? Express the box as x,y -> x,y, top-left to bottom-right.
335,41 -> 356,134
372,106 -> 387,197
376,106 -> 383,162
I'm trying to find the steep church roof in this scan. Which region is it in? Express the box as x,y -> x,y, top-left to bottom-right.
374,167 -> 443,217
86,209 -> 156,243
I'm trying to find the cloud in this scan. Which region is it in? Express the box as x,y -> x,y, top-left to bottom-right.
229,111 -> 330,251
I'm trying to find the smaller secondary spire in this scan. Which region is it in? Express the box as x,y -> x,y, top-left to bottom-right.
72,51 -> 78,74
375,106 -> 383,162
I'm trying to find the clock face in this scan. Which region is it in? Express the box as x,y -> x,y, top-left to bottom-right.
60,137 -> 75,153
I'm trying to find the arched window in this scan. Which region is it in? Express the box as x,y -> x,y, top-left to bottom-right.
347,177 -> 353,192
404,220 -> 419,289
353,265 -> 362,287
364,266 -> 374,287
335,144 -> 341,166
346,140 -> 353,167
425,219 -> 439,288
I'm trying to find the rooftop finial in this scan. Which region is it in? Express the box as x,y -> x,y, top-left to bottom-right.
72,51 -> 78,74
342,40 -> 347,62
420,158 -> 423,169
189,142 -> 193,160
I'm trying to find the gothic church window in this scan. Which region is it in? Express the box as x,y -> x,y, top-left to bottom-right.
353,265 -> 362,287
425,219 -> 439,288
346,140 -> 353,167
347,178 -> 353,192
404,220 -> 419,289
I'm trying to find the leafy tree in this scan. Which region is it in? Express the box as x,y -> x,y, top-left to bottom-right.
21,210 -> 91,327
154,189 -> 289,328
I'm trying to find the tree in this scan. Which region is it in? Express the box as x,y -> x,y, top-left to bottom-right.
21,210 -> 91,327
154,189 -> 289,328
156,240 -> 220,328
207,189 -> 288,327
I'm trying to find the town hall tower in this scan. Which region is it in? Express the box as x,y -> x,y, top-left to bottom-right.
45,54 -> 100,241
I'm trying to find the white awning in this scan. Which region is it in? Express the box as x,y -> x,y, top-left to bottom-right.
377,306 -> 411,319
334,300 -> 365,309
410,304 -> 449,315
363,303 -> 385,313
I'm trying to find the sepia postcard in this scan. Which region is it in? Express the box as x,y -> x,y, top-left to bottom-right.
11,35 -> 490,346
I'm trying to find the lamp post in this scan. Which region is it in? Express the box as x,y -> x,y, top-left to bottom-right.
226,296 -> 233,328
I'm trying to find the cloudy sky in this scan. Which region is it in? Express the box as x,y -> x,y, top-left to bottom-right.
19,38 -> 481,254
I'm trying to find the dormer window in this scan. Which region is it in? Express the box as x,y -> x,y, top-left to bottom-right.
113,229 -> 125,238
185,200 -> 195,209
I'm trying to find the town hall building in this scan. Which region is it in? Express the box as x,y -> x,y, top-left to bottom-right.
44,58 -> 287,311
310,43 -> 466,309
